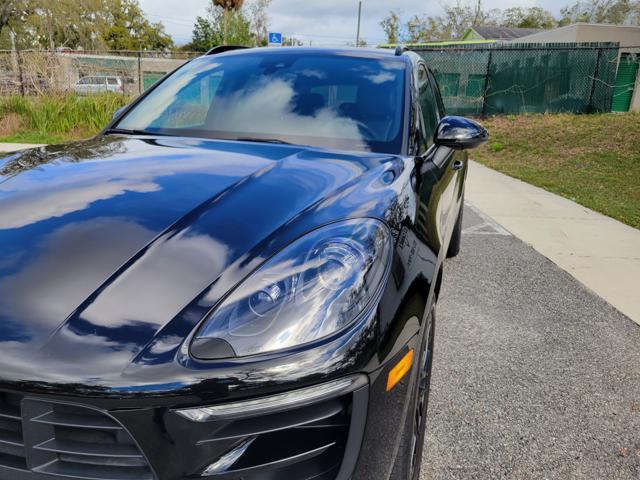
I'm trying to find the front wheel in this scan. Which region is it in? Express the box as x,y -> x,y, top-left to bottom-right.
389,305 -> 436,480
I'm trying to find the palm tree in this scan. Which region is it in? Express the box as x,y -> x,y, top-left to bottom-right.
213,0 -> 245,44
213,0 -> 244,9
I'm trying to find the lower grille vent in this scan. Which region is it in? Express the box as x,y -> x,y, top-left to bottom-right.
0,392 -> 27,471
194,395 -> 358,480
0,395 -> 154,480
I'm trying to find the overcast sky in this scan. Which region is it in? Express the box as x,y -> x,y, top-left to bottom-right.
139,0 -> 563,46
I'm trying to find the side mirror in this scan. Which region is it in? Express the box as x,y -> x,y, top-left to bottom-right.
112,105 -> 128,121
434,115 -> 488,150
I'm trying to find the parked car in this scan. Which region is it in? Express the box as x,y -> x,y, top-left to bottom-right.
73,75 -> 123,94
0,47 -> 487,480
0,75 -> 49,95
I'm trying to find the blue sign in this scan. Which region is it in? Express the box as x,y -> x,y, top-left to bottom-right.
268,32 -> 282,46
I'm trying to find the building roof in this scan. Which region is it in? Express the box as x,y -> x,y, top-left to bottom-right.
514,23 -> 640,47
469,26 -> 544,40
378,39 -> 496,48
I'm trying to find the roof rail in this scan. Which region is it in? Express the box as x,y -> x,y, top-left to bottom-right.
395,45 -> 407,56
206,45 -> 249,55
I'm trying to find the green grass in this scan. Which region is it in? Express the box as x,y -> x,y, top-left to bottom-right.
473,112 -> 640,229
0,93 -> 129,144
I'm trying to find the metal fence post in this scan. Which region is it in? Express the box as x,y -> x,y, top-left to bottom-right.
16,50 -> 25,96
481,50 -> 493,117
138,51 -> 142,95
587,48 -> 602,113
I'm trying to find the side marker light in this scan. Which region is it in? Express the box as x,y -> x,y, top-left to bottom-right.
386,349 -> 414,392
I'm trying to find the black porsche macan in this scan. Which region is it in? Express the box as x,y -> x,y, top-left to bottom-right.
0,47 -> 487,480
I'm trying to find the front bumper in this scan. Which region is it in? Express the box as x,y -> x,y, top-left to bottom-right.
0,340 -> 418,480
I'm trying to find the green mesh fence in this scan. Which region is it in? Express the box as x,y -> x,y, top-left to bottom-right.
412,42 -> 620,116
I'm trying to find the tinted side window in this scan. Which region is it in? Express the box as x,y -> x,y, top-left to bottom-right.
428,70 -> 446,117
418,65 -> 440,148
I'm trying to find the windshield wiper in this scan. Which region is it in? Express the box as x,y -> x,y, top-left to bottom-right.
235,137 -> 293,145
104,127 -> 169,136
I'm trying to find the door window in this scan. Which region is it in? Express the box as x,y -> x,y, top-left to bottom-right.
418,65 -> 440,149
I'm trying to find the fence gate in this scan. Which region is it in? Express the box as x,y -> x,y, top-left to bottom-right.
612,53 -> 640,112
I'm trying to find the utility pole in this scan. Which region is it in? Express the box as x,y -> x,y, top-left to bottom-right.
356,1 -> 362,47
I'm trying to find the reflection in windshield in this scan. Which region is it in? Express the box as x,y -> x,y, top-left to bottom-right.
118,52 -> 407,154
207,78 -> 363,141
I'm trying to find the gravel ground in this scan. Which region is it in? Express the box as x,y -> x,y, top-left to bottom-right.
420,205 -> 640,480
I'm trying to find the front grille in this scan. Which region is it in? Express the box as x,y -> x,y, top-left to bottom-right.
0,393 -> 153,480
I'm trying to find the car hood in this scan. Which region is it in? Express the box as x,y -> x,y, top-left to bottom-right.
0,135 -> 402,389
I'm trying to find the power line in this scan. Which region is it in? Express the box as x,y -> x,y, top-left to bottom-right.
284,32 -> 386,41
145,13 -> 196,26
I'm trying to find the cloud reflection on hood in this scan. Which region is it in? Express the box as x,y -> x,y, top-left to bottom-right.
0,180 -> 160,230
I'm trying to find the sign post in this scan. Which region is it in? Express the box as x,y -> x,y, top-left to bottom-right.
268,32 -> 283,47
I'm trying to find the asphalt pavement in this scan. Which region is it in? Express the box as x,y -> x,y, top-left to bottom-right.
421,204 -> 640,480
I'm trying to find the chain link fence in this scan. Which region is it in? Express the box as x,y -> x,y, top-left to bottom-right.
413,42 -> 624,115
0,50 -> 199,97
1,45 -> 635,115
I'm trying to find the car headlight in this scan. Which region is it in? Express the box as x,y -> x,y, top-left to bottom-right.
190,219 -> 392,359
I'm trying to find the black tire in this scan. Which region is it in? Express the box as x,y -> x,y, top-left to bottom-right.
389,306 -> 436,480
446,197 -> 464,258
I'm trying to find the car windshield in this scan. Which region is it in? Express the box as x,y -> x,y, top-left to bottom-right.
116,51 -> 407,154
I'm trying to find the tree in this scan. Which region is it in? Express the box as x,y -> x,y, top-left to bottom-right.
213,0 -> 245,45
501,7 -> 557,29
380,10 -> 401,44
385,0 -> 640,45
9,0 -> 109,50
189,3 -> 252,51
406,15 -> 451,43
190,16 -> 216,51
247,0 -> 271,46
0,0 -> 29,49
399,1 -> 501,43
0,0 -> 19,39
103,0 -> 173,50
559,0 -> 639,25
188,0 -> 270,50
441,0 -> 500,38
2,0 -> 173,51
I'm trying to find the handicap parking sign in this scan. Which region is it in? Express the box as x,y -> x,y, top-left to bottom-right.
268,32 -> 282,46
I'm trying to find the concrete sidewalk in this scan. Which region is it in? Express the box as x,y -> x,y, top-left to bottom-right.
0,143 -> 45,152
466,160 -> 640,326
